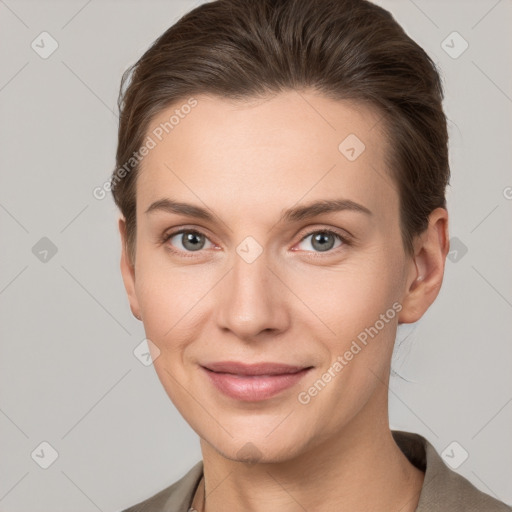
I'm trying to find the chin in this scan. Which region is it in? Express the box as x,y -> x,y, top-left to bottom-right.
200,425 -> 310,466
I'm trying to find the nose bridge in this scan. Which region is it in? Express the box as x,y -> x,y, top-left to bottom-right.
215,245 -> 287,338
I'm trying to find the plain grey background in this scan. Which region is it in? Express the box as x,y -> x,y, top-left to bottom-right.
1,0 -> 511,510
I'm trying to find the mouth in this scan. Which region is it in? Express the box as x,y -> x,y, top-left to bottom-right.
201,361 -> 314,401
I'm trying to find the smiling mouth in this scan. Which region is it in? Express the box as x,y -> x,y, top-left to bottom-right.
201,361 -> 314,401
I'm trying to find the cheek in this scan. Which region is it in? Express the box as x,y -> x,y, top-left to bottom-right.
134,265 -> 201,406
134,256 -> 215,340
291,256 -> 399,333
289,258 -> 402,389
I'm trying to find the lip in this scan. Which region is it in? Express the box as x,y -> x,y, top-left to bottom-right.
201,361 -> 313,401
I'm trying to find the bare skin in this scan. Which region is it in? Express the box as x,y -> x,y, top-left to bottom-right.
119,90 -> 449,511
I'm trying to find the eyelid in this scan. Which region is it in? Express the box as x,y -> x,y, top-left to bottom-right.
161,224 -> 215,240
295,225 -> 353,244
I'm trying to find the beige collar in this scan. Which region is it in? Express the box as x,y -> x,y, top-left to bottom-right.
189,475 -> 205,512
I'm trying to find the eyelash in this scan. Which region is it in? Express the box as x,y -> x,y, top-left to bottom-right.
160,227 -> 352,258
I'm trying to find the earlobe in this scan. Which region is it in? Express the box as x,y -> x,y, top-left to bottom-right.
118,216 -> 142,321
398,208 -> 449,324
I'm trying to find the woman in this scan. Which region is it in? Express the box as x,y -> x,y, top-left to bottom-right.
111,0 -> 511,510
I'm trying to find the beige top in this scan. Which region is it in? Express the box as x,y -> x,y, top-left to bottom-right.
120,430 -> 512,511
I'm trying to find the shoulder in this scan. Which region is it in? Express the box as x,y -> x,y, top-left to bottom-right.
119,461 -> 203,512
392,430 -> 512,512
118,433 -> 512,512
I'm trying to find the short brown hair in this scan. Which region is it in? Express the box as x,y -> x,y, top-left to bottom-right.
111,0 -> 450,264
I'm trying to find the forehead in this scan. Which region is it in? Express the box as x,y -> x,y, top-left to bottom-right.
137,90 -> 398,223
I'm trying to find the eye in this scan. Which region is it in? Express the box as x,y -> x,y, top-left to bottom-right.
294,229 -> 347,253
161,227 -> 350,257
164,229 -> 215,253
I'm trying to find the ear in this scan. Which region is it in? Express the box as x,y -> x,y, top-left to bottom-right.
398,207 -> 450,324
118,216 -> 142,321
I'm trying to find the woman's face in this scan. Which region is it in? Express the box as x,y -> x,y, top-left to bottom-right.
120,90 -> 422,463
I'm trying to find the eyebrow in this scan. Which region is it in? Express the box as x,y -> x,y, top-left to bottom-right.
144,197 -> 373,223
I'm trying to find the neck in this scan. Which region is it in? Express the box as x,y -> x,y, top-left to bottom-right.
198,382 -> 424,512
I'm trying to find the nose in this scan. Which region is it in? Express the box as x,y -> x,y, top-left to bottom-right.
214,250 -> 291,342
